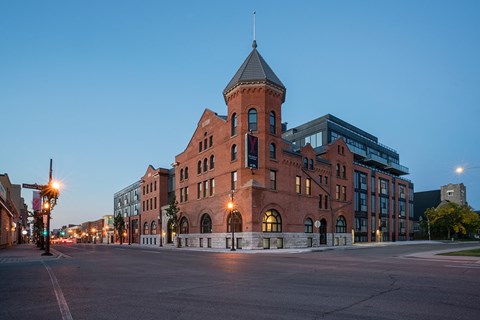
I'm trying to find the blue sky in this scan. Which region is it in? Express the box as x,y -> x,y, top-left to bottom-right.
1,1 -> 479,229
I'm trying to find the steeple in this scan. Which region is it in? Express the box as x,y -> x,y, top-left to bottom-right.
223,41 -> 286,102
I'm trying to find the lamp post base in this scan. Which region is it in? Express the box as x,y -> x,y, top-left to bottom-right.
41,252 -> 53,256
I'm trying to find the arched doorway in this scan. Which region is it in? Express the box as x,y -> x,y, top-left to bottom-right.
320,218 -> 327,245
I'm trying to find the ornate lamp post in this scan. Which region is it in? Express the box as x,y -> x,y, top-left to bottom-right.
228,191 -> 236,251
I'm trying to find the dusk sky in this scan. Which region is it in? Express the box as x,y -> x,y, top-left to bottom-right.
1,1 -> 479,230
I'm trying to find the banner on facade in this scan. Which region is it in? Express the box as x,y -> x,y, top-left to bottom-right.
245,133 -> 258,169
32,190 -> 41,211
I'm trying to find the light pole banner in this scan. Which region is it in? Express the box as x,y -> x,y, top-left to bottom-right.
32,190 -> 41,211
245,133 -> 258,169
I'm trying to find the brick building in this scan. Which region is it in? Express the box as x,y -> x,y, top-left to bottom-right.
174,41 -> 357,249
139,165 -> 169,246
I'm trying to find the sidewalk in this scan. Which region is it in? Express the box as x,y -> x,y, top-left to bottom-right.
0,244 -> 60,264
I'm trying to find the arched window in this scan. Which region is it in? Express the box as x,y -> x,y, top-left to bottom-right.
270,143 -> 276,159
180,169 -> 184,181
303,157 -> 308,168
336,163 -> 340,177
248,108 -> 257,131
210,155 -> 215,170
203,158 -> 208,172
309,159 -> 314,170
151,221 -> 157,235
143,221 -> 149,235
304,218 -> 313,233
180,217 -> 189,234
231,144 -> 237,161
185,167 -> 189,179
336,216 -> 347,233
270,111 -> 276,134
227,211 -> 242,233
262,209 -> 282,232
342,165 -> 346,178
231,113 -> 238,136
201,214 -> 212,234
197,161 -> 202,174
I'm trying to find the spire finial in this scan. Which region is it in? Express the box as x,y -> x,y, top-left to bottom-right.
252,11 -> 257,49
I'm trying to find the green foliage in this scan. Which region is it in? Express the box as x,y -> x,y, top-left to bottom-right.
425,202 -> 480,239
113,213 -> 125,244
165,196 -> 180,231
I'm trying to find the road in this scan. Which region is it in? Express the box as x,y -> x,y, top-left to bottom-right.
1,242 -> 479,320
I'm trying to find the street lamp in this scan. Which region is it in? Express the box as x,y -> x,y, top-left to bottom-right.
228,191 -> 236,251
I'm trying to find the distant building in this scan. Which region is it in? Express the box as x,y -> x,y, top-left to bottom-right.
0,173 -> 28,247
114,181 -> 141,244
441,183 -> 467,206
139,165 -> 169,246
414,183 -> 468,236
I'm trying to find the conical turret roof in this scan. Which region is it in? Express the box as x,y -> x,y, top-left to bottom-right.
223,41 -> 285,100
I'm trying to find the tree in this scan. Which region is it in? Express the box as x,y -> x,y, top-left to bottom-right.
113,213 -> 125,245
165,196 -> 180,233
425,202 -> 480,239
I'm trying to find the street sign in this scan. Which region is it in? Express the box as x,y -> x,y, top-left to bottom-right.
22,183 -> 42,190
314,220 -> 321,228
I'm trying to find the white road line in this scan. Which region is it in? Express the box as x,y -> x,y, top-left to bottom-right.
141,250 -> 161,253
445,264 -> 480,269
42,261 -> 74,320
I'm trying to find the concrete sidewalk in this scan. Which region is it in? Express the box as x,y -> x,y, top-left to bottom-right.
0,244 -> 60,264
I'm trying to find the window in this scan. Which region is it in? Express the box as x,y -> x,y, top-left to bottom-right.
336,185 -> 340,200
201,214 -> 212,233
199,141 -> 202,153
180,217 -> 189,234
203,158 -> 208,172
342,165 -> 346,179
248,108 -> 257,131
270,111 -> 276,134
231,144 -> 237,161
209,136 -> 213,147
303,157 -> 308,168
342,186 -> 347,201
197,183 -> 202,199
324,195 -> 329,209
143,186 -> 145,195
209,178 -> 214,196
180,169 -> 184,181
319,175 -> 323,184
309,159 -> 314,170
151,221 -> 157,235
304,218 -> 313,233
319,194 -> 323,208
336,216 -> 346,233
296,176 -> 301,194
231,171 -> 237,191
336,164 -> 340,177
270,170 -> 277,190
306,178 -> 311,195
180,188 -> 184,203
203,180 -> 208,198
154,197 -> 157,209
231,113 -> 237,136
185,167 -> 189,179
262,209 -> 282,232
325,176 -> 328,185
197,161 -> 202,174
210,155 -> 215,170
143,222 -> 149,235
185,186 -> 188,201
270,143 -> 276,159
227,211 -> 242,233
154,181 -> 157,191
204,138 -> 208,150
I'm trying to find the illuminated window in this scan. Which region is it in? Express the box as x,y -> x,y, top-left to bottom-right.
262,209 -> 282,232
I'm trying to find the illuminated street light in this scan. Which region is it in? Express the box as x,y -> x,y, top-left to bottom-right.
228,191 -> 236,251
455,166 -> 480,174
